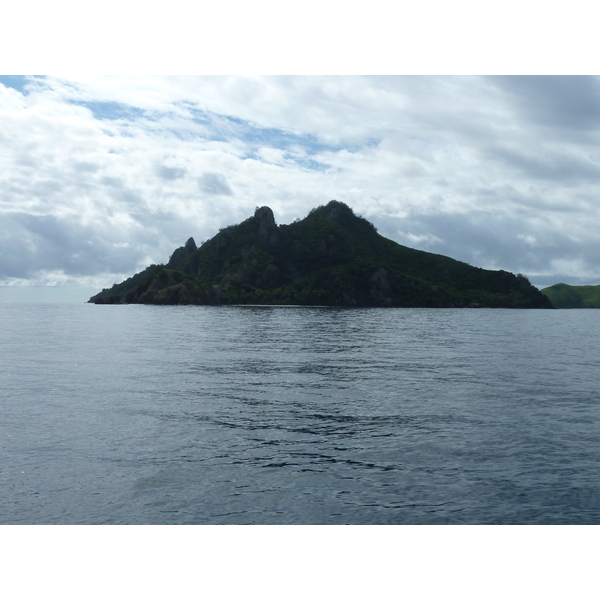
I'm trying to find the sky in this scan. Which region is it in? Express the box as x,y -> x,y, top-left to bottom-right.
2,74 -> 600,301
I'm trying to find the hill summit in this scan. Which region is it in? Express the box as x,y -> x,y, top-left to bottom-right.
89,200 -> 552,308
540,283 -> 600,308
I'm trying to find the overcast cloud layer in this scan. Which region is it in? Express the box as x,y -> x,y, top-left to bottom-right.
2,75 -> 600,293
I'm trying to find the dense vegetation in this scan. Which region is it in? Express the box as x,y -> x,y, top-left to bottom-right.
90,201 -> 552,308
540,283 -> 600,308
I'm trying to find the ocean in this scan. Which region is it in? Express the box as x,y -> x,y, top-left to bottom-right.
2,303 -> 599,524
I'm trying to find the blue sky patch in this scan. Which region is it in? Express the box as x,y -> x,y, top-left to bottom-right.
68,100 -> 147,121
182,105 -> 353,156
0,75 -> 30,94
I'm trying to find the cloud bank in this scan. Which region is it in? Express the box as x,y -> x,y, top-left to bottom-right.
2,75 -> 600,293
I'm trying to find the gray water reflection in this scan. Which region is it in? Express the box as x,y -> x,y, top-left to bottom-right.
1,305 -> 599,524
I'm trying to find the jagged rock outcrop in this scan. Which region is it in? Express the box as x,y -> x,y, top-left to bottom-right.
254,206 -> 278,246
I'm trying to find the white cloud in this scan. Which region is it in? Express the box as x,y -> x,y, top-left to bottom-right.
517,234 -> 537,247
2,75 -> 600,292
198,173 -> 234,196
396,231 -> 444,248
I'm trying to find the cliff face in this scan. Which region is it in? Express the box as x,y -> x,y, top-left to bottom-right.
89,201 -> 553,308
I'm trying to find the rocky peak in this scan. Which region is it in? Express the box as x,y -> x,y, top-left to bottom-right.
254,206 -> 276,227
166,236 -> 197,269
254,206 -> 278,245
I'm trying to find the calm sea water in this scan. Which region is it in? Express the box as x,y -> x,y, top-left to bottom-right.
1,303 -> 599,524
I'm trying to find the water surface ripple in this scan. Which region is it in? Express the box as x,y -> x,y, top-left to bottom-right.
2,304 -> 599,524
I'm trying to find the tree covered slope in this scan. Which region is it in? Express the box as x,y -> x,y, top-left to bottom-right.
540,283 -> 600,308
89,201 -> 552,308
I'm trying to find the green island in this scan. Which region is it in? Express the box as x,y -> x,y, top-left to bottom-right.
89,201 -> 552,308
540,283 -> 600,308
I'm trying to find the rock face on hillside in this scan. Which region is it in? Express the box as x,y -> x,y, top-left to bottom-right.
89,201 -> 553,308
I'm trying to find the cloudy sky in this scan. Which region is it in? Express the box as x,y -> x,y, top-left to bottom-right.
2,74 -> 600,300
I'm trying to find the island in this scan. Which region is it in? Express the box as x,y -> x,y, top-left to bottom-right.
540,283 -> 600,308
89,200 -> 552,308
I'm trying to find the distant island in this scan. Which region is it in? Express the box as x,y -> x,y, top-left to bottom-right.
540,283 -> 600,308
89,201 -> 552,308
